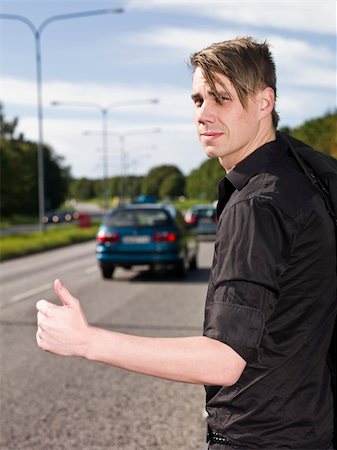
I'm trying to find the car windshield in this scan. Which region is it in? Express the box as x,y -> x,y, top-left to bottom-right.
104,209 -> 172,227
196,208 -> 215,218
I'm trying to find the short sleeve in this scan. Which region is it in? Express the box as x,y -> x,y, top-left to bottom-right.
203,282 -> 274,362
203,197 -> 297,362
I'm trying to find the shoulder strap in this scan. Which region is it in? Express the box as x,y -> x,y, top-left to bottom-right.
280,132 -> 337,227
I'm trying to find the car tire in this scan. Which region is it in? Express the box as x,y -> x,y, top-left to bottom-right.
189,255 -> 197,270
101,263 -> 115,279
174,258 -> 186,278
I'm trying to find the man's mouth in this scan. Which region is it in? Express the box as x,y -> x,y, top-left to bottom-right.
200,132 -> 223,140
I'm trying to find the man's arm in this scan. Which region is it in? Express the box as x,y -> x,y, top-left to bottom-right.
36,279 -> 246,386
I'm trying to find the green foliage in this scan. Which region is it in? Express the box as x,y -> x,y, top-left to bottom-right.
69,178 -> 97,200
279,110 -> 337,158
142,165 -> 185,198
69,175 -> 144,202
125,176 -> 144,199
2,104 -> 334,223
0,106 -> 70,218
0,223 -> 98,261
0,103 -> 20,140
159,172 -> 185,198
185,158 -> 225,200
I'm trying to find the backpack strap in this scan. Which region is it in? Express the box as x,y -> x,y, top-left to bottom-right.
281,133 -> 337,227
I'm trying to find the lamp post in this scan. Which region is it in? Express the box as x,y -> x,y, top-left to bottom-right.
0,8 -> 123,231
53,101 -> 159,210
83,128 -> 161,203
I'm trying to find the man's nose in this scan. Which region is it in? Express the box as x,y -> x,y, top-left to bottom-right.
196,101 -> 216,124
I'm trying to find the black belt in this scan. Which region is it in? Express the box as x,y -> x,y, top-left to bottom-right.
208,430 -> 235,446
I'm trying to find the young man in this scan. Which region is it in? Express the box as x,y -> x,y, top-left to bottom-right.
36,37 -> 336,449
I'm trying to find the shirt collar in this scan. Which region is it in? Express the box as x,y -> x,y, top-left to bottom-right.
226,134 -> 288,191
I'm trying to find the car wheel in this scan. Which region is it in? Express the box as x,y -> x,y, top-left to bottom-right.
189,255 -> 197,270
174,258 -> 186,278
101,263 -> 115,279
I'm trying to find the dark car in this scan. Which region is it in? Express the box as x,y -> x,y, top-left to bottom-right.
96,204 -> 198,279
184,204 -> 217,235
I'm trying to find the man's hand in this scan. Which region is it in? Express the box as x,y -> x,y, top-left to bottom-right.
36,281 -> 246,386
36,279 -> 90,357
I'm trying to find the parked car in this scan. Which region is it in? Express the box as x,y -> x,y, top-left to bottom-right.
184,204 -> 217,235
96,204 -> 198,279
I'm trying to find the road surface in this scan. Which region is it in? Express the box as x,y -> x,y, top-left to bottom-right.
0,239 -> 215,449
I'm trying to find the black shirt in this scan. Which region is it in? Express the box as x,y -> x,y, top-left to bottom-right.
203,135 -> 336,449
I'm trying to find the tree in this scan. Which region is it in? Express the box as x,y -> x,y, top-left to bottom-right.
69,178 -> 97,200
185,158 -> 225,200
279,110 -> 337,158
142,165 -> 185,198
159,172 -> 185,199
0,107 -> 70,218
0,102 -> 19,140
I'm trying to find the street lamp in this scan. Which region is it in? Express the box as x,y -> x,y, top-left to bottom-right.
0,8 -> 124,231
83,128 -> 161,202
52,101 -> 159,210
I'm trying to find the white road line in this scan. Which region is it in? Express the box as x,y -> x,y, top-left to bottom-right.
10,283 -> 53,303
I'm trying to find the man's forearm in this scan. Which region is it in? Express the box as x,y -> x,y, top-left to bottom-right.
36,280 -> 246,387
83,327 -> 246,386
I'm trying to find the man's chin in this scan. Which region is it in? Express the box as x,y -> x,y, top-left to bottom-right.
203,146 -> 218,158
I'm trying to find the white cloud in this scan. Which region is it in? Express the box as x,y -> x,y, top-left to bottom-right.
127,26 -> 336,88
0,76 -> 193,119
126,0 -> 336,35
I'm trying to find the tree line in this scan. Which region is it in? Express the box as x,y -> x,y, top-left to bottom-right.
1,104 -> 70,218
1,103 -> 336,219
68,109 -> 337,203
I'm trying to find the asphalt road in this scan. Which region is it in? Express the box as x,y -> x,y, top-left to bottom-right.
0,239 -> 215,450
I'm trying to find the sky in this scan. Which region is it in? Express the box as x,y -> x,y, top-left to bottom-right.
0,0 -> 336,179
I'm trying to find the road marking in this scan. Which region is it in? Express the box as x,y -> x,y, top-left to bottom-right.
84,266 -> 98,274
10,283 -> 53,303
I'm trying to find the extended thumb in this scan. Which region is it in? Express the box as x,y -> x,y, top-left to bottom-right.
54,279 -> 76,307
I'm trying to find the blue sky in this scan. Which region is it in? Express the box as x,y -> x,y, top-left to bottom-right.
0,0 -> 336,179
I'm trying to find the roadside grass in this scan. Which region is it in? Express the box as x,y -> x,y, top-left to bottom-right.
0,224 -> 99,261
0,198 -> 214,261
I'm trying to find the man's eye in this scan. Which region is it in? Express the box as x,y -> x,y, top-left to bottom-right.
194,98 -> 203,107
216,96 -> 229,104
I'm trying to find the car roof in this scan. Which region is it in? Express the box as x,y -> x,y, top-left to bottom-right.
109,203 -> 177,216
113,203 -> 172,210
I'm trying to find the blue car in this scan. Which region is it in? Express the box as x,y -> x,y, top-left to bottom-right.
96,204 -> 199,279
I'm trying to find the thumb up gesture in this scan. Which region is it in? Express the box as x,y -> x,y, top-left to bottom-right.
36,279 -> 90,357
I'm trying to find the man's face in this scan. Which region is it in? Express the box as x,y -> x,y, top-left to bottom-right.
191,66 -> 264,170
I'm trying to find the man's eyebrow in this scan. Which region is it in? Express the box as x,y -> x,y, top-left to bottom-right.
191,93 -> 201,101
191,89 -> 216,100
191,89 -> 230,101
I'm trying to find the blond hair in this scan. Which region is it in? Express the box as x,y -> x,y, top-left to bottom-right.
190,37 -> 279,128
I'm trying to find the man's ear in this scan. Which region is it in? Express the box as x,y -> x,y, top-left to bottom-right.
258,87 -> 275,120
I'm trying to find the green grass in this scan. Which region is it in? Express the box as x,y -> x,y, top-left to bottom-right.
0,223 -> 99,261
0,198 -> 214,261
